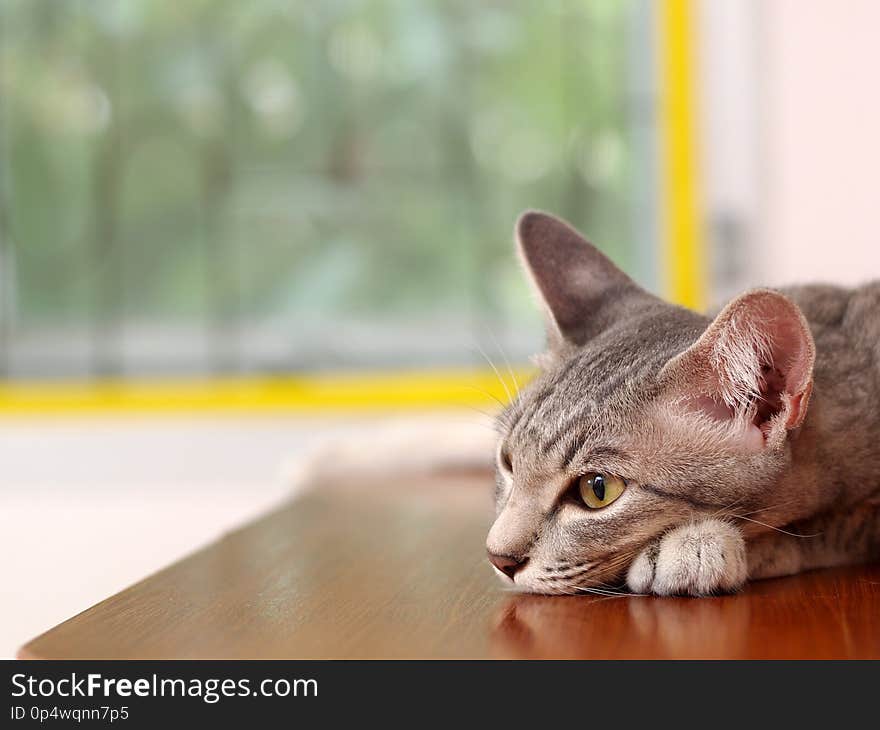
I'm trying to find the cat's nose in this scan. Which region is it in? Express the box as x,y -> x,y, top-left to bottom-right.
487,551 -> 528,579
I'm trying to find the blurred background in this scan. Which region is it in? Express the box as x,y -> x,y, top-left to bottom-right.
3,0 -> 880,655
0,0 -> 649,379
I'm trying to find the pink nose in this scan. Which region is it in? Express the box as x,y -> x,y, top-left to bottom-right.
487,551 -> 527,579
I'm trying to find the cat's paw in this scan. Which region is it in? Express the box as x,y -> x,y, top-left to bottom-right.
626,519 -> 747,596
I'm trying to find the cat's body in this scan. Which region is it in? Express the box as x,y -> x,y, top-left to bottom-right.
486,212 -> 880,596
740,283 -> 880,581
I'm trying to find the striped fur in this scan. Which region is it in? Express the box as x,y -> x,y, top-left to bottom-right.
487,212 -> 880,596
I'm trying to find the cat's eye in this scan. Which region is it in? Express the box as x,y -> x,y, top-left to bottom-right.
499,448 -> 513,473
579,472 -> 626,509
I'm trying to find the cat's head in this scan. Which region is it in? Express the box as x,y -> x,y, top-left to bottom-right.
486,211 -> 815,594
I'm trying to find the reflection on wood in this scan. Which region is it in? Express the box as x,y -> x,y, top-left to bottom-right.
20,474 -> 880,659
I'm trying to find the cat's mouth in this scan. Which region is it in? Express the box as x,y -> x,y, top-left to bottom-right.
491,559 -> 619,596
490,545 -> 646,596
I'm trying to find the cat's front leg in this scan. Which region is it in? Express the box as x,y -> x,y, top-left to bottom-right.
626,519 -> 748,596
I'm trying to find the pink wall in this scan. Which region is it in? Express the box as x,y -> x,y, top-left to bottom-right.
761,0 -> 880,287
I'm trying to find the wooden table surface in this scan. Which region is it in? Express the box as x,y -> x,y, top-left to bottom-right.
20,474 -> 880,659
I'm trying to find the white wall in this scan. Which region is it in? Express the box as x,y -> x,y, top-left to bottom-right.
700,0 -> 880,294
760,0 -> 880,287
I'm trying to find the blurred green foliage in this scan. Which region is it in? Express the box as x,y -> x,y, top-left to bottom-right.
0,0 -> 640,374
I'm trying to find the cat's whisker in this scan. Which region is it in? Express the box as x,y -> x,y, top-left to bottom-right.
713,495 -> 803,524
571,585 -> 632,599
587,593 -> 632,604
732,499 -> 799,519
471,342 -> 514,405
577,588 -> 624,601
597,585 -> 647,599
555,581 -> 604,597
600,546 -> 641,572
576,585 -> 625,597
464,392 -> 505,422
711,494 -> 751,519
483,325 -> 522,395
592,578 -> 632,592
726,513 -> 822,538
547,551 -> 646,598
459,384 -> 507,411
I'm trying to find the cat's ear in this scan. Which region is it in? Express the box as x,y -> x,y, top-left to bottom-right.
516,210 -> 653,349
660,289 -> 815,447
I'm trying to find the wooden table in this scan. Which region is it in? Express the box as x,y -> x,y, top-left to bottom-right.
20,474 -> 880,659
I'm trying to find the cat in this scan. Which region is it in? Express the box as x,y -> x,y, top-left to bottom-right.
487,210 -> 880,596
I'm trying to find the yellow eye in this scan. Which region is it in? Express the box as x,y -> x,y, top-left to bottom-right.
579,472 -> 626,509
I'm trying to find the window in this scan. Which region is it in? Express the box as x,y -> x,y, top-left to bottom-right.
0,0 -> 654,379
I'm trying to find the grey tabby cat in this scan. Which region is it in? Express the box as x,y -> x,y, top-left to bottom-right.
487,211 -> 880,596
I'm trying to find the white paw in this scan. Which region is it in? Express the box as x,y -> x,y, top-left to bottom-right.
627,519 -> 747,596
